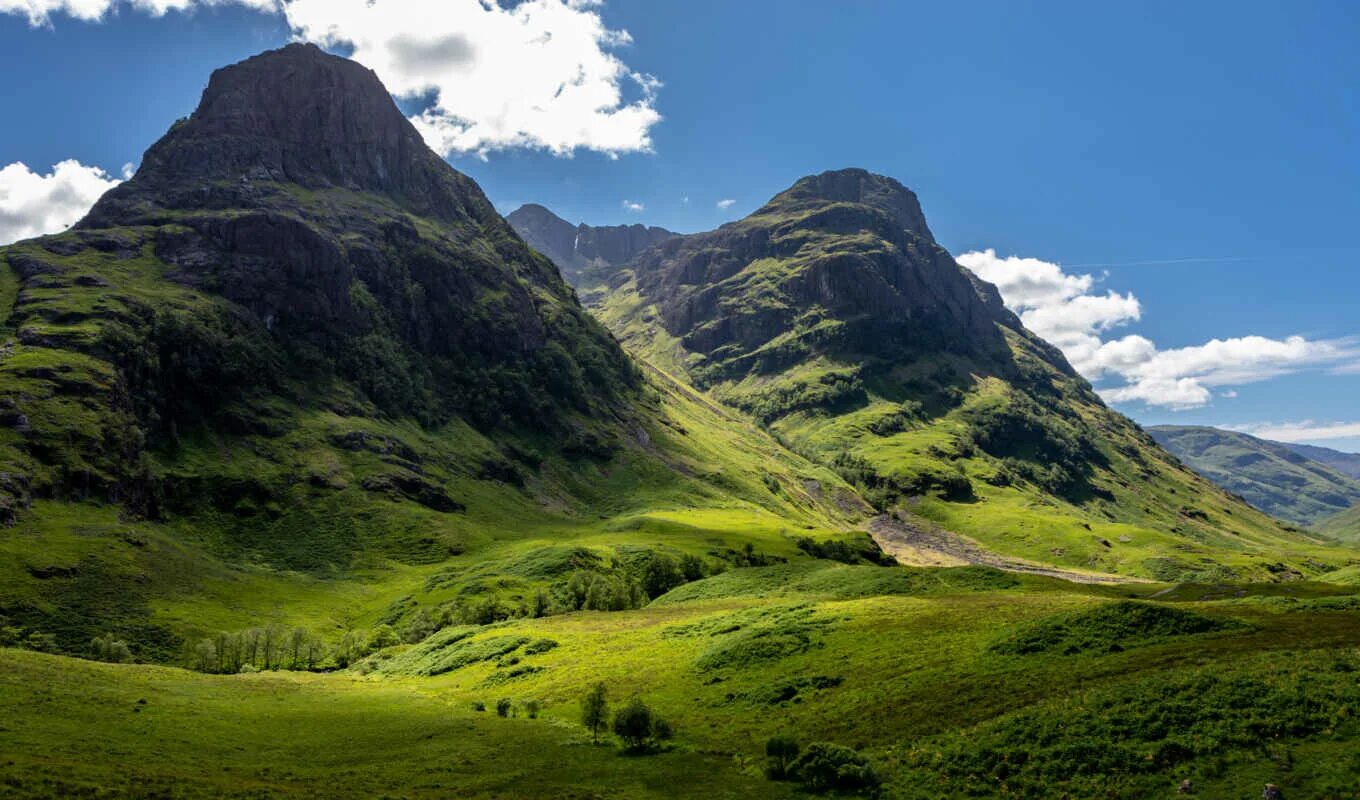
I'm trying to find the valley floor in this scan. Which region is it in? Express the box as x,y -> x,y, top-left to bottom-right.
4,571 -> 1360,799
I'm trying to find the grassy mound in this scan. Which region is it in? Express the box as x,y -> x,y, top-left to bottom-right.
990,601 -> 1246,656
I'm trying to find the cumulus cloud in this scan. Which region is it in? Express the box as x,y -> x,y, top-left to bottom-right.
621,200 -> 644,213
0,160 -> 122,245
287,0 -> 659,157
957,248 -> 1357,410
1230,421 -> 1360,444
3,0 -> 661,158
716,198 -> 736,210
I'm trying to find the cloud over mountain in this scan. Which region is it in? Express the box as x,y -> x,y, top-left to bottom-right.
958,249 -> 1355,410
2,0 -> 661,158
0,160 -> 122,245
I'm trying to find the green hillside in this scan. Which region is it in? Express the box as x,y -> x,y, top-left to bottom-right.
1148,425 -> 1360,526
585,169 -> 1347,583
1318,504 -> 1360,542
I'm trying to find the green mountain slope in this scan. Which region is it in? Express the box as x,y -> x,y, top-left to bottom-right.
583,169 -> 1346,582
1147,425 -> 1360,527
1285,441 -> 1360,480
1318,504 -> 1360,542
0,44 -> 867,661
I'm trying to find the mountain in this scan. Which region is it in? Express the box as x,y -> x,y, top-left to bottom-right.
1318,503 -> 1360,541
506,203 -> 677,286
0,44 -> 862,657
585,168 -> 1341,582
1147,426 -> 1360,527
1283,441 -> 1360,481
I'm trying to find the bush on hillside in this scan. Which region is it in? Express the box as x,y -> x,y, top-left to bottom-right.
611,697 -> 673,753
787,742 -> 881,793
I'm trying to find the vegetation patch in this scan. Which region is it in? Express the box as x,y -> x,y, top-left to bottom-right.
990,601 -> 1247,656
904,651 -> 1360,798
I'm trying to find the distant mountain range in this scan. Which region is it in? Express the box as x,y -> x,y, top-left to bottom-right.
1149,426 -> 1360,536
1283,441 -> 1360,480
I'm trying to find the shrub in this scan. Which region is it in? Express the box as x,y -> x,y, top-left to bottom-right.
90,633 -> 132,664
789,742 -> 880,793
611,697 -> 672,753
523,638 -> 559,655
495,698 -> 512,718
524,700 -> 541,719
765,735 -> 801,780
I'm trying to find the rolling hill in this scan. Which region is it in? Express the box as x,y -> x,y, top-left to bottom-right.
1148,425 -> 1360,527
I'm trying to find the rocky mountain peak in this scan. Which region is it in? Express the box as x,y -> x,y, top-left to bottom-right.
760,167 -> 935,244
82,43 -> 496,227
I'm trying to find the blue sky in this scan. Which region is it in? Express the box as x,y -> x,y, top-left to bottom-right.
1,1 -> 1357,450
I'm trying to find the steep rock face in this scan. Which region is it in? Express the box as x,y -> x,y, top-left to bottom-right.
85,43 -> 490,225
613,168 -> 1045,386
506,203 -> 677,286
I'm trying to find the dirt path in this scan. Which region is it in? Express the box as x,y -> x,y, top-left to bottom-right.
867,514 -> 1149,585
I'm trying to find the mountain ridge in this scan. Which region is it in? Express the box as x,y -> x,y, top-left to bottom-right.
1148,425 -> 1360,528
506,203 -> 677,286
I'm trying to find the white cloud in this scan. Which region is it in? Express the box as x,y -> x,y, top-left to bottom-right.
0,160 -> 122,245
1231,421 -> 1360,444
3,0 -> 661,158
716,198 -> 736,210
286,0 -> 660,157
0,0 -> 273,25
621,199 -> 644,213
957,248 -> 1357,410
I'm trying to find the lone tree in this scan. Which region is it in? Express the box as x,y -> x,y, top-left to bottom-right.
581,682 -> 609,744
611,697 -> 673,753
765,735 -> 801,780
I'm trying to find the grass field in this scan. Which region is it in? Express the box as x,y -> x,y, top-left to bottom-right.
5,565 -> 1360,799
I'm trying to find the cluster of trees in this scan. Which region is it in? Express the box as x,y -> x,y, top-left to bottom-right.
765,736 -> 881,794
962,394 -> 1102,497
580,683 -> 673,753
740,371 -> 869,425
830,451 -> 973,509
192,625 -> 327,673
90,634 -> 133,663
794,535 -> 895,566
558,551 -> 710,613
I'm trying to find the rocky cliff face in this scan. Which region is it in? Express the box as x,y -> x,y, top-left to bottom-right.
612,168 -> 1048,386
0,44 -> 638,522
506,203 -> 677,286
